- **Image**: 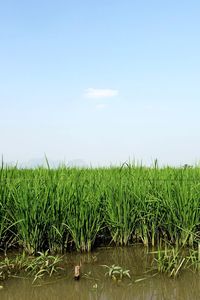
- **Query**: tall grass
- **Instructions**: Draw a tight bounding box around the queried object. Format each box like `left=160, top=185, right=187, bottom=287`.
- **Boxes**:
left=105, top=167, right=138, bottom=245
left=0, top=163, right=199, bottom=253
left=64, top=170, right=103, bottom=251
left=0, top=162, right=17, bottom=251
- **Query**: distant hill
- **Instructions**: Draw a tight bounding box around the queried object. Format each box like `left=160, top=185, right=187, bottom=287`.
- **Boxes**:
left=5, top=158, right=88, bottom=168
left=67, top=159, right=87, bottom=168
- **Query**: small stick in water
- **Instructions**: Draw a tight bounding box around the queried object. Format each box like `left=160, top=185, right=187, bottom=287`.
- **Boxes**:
left=74, top=265, right=81, bottom=280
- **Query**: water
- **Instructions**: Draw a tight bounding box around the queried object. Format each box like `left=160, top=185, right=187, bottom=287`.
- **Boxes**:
left=0, top=246, right=199, bottom=300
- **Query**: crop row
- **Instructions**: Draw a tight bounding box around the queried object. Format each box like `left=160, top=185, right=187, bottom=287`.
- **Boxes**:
left=0, top=164, right=200, bottom=253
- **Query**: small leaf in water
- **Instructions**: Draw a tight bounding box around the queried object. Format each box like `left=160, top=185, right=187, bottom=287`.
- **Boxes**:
left=112, top=275, right=117, bottom=281
left=134, top=277, right=147, bottom=283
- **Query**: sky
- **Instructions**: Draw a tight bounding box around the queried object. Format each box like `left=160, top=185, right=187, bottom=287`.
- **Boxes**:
left=0, top=0, right=200, bottom=167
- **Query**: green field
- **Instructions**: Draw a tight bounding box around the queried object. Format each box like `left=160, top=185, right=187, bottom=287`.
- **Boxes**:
left=0, top=163, right=199, bottom=253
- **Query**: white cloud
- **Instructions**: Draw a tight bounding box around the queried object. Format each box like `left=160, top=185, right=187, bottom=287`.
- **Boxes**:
left=84, top=88, right=119, bottom=99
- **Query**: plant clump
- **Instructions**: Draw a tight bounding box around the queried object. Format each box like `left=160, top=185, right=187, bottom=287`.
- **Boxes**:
left=0, top=162, right=200, bottom=253
left=102, top=264, right=131, bottom=281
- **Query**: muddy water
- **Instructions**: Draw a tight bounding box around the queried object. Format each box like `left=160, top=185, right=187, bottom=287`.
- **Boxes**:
left=0, top=246, right=199, bottom=300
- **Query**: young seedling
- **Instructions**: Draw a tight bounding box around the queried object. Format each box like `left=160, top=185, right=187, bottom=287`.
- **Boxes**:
left=101, top=264, right=131, bottom=281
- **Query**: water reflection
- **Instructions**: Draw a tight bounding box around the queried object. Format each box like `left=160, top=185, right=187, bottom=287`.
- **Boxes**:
left=0, top=246, right=199, bottom=300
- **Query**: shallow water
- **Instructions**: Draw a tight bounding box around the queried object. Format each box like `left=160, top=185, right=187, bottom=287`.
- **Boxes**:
left=0, top=246, right=199, bottom=300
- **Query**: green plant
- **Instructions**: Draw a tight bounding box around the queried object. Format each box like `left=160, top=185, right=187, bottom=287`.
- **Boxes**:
left=105, top=170, right=137, bottom=246
left=152, top=245, right=186, bottom=277
left=102, top=264, right=131, bottom=280
left=185, top=242, right=200, bottom=271
left=0, top=252, right=29, bottom=280
left=64, top=172, right=103, bottom=252
left=0, top=161, right=200, bottom=253
left=26, top=250, right=63, bottom=283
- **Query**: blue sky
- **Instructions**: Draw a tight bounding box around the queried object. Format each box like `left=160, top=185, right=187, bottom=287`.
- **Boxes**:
left=0, top=0, right=200, bottom=166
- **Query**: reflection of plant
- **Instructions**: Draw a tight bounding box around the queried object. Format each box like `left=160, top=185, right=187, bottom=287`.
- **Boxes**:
left=102, top=264, right=131, bottom=280
left=26, top=250, right=63, bottom=283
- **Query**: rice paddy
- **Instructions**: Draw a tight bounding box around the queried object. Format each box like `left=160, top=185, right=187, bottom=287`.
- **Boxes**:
left=0, top=162, right=199, bottom=254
